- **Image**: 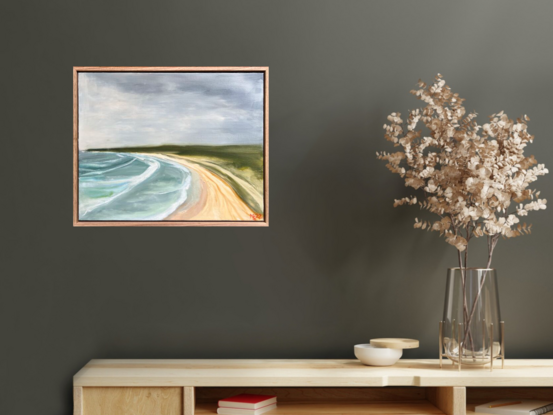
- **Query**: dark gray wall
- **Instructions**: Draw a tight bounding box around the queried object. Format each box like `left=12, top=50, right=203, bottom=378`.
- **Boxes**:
left=2, top=1, right=553, bottom=414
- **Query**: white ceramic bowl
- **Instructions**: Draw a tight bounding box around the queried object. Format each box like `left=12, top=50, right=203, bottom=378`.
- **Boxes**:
left=354, top=344, right=403, bottom=366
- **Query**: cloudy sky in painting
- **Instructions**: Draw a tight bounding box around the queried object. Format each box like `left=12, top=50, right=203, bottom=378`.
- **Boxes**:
left=78, top=72, right=264, bottom=150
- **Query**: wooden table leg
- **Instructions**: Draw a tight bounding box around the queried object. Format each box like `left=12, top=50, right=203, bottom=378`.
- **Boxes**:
left=427, top=386, right=466, bottom=415
left=184, top=387, right=195, bottom=415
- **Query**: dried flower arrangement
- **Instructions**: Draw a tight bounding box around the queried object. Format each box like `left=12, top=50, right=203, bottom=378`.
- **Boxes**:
left=378, top=74, right=548, bottom=270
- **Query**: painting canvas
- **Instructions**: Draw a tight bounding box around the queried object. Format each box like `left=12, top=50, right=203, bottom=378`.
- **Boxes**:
left=73, top=67, right=268, bottom=226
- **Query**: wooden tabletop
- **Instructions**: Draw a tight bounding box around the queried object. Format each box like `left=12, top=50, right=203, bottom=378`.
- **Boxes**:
left=73, top=359, right=553, bottom=387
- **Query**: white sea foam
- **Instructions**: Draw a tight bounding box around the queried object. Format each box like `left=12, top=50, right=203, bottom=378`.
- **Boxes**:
left=78, top=152, right=192, bottom=220
left=79, top=153, right=160, bottom=217
left=137, top=155, right=192, bottom=220
left=80, top=157, right=136, bottom=177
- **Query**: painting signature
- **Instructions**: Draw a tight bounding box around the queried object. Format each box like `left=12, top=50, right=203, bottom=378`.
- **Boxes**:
left=249, top=213, right=263, bottom=221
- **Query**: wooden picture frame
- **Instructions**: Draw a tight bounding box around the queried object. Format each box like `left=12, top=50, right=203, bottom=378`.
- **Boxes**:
left=73, top=67, right=268, bottom=227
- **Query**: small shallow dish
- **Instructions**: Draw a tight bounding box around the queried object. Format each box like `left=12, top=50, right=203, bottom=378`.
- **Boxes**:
left=354, top=344, right=403, bottom=366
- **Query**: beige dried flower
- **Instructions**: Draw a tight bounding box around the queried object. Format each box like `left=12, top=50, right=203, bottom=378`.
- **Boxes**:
left=378, top=74, right=548, bottom=268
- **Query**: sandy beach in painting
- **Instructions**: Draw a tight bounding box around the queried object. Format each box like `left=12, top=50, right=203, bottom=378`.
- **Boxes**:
left=78, top=145, right=264, bottom=222
left=148, top=154, right=259, bottom=221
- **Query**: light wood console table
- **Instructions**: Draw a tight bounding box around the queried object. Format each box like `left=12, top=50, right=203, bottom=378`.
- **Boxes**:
left=73, top=359, right=553, bottom=415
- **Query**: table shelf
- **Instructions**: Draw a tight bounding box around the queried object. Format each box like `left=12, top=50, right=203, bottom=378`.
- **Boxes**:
left=72, top=360, right=553, bottom=415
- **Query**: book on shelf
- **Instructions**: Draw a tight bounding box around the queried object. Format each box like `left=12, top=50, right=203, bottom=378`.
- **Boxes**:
left=217, top=394, right=277, bottom=415
left=216, top=403, right=277, bottom=415
left=218, top=394, right=277, bottom=410
left=475, top=400, right=553, bottom=415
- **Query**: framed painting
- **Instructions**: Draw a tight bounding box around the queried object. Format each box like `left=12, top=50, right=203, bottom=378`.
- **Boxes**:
left=73, top=66, right=268, bottom=227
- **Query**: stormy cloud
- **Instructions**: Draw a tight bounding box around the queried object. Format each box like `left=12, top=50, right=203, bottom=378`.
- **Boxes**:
left=78, top=72, right=264, bottom=150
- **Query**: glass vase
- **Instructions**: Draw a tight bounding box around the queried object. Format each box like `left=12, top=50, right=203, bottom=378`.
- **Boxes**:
left=441, top=268, right=503, bottom=366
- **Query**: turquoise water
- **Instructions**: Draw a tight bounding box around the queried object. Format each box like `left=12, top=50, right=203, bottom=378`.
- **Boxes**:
left=78, top=152, right=191, bottom=221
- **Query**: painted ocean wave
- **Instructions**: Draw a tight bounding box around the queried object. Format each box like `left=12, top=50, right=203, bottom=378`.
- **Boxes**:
left=78, top=152, right=191, bottom=220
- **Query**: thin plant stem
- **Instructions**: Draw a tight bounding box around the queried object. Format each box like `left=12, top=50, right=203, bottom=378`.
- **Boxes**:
left=462, top=234, right=500, bottom=348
